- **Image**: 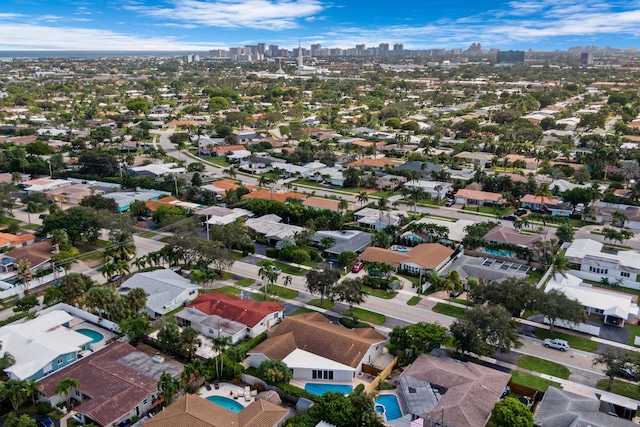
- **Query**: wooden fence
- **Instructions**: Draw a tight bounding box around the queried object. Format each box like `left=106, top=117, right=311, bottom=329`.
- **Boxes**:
left=365, top=356, right=398, bottom=394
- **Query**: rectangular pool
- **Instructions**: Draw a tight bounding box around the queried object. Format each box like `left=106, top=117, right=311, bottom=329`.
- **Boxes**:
left=304, top=383, right=353, bottom=396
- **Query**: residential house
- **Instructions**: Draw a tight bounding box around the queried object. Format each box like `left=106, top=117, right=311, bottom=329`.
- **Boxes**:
left=243, top=189, right=306, bottom=203
left=37, top=342, right=182, bottom=427
left=245, top=214, right=304, bottom=244
left=483, top=226, right=555, bottom=258
left=104, top=190, right=163, bottom=213
left=129, top=162, right=186, bottom=177
left=143, top=394, right=288, bottom=427
left=403, top=180, right=452, bottom=201
left=1, top=310, right=92, bottom=380
left=45, top=183, right=100, bottom=205
left=345, top=157, right=400, bottom=171
left=534, top=386, right=638, bottom=426
left=520, top=194, right=566, bottom=213
left=399, top=353, right=510, bottom=427
left=145, top=196, right=204, bottom=213
left=117, top=269, right=201, bottom=319
left=212, top=145, right=247, bottom=157
left=453, top=151, right=494, bottom=168
left=0, top=232, right=35, bottom=249
left=410, top=217, right=479, bottom=244
left=311, top=230, right=372, bottom=259
left=503, top=154, right=540, bottom=170
left=0, top=241, right=55, bottom=275
left=352, top=207, right=405, bottom=230
left=248, top=312, right=386, bottom=381
left=376, top=174, right=407, bottom=190
left=194, top=206, right=252, bottom=226
left=202, top=179, right=255, bottom=196
left=592, top=202, right=640, bottom=230
left=394, top=161, right=443, bottom=179
left=546, top=273, right=638, bottom=327
left=565, top=239, right=640, bottom=289
left=454, top=189, right=504, bottom=207
left=20, top=178, right=72, bottom=194
left=303, top=197, right=346, bottom=212
left=176, top=292, right=284, bottom=344
left=359, top=243, right=455, bottom=275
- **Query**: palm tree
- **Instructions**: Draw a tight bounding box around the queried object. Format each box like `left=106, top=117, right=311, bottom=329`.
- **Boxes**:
left=401, top=187, right=426, bottom=215
left=356, top=191, right=369, bottom=207
left=113, top=259, right=131, bottom=278
left=282, top=274, right=292, bottom=288
left=50, top=229, right=69, bottom=247
left=104, top=231, right=136, bottom=262
left=55, top=377, right=80, bottom=406
left=181, top=326, right=201, bottom=359
left=443, top=270, right=463, bottom=304
left=158, top=372, right=181, bottom=405
left=133, top=255, right=147, bottom=272
left=550, top=254, right=569, bottom=278
left=0, top=342, right=15, bottom=370
left=211, top=336, right=232, bottom=379
left=258, top=261, right=279, bottom=300
left=338, top=198, right=349, bottom=213
left=16, top=259, right=32, bottom=293
left=126, top=287, right=148, bottom=311
left=25, top=379, right=39, bottom=406
left=100, top=262, right=117, bottom=280
left=434, top=184, right=444, bottom=205
left=4, top=379, right=26, bottom=411
left=223, top=168, right=237, bottom=179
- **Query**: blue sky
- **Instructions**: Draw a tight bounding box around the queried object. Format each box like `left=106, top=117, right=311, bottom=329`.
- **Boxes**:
left=1, top=0, right=639, bottom=51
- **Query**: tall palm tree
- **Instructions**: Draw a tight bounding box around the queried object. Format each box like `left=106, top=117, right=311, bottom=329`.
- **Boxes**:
left=356, top=191, right=369, bottom=207
left=133, top=255, right=147, bottom=272
left=259, top=260, right=279, bottom=300
left=55, top=378, right=80, bottom=406
left=158, top=372, right=181, bottom=405
left=338, top=198, right=349, bottom=213
left=223, top=168, right=237, bottom=179
left=126, top=287, right=148, bottom=311
left=104, top=231, right=136, bottom=262
left=25, top=379, right=38, bottom=406
left=282, top=274, right=292, bottom=288
left=443, top=270, right=463, bottom=304
left=16, top=259, right=32, bottom=293
left=4, top=379, right=26, bottom=411
left=100, top=262, right=117, bottom=280
left=113, top=259, right=131, bottom=277
left=211, top=336, right=231, bottom=379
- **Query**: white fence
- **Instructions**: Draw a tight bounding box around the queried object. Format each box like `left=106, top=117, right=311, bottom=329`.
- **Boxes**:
left=40, top=302, right=121, bottom=333
left=543, top=317, right=601, bottom=336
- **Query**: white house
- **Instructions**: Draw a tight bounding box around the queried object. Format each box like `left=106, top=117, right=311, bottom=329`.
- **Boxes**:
left=245, top=214, right=304, bottom=243
left=403, top=180, right=452, bottom=201
left=0, top=310, right=92, bottom=380
left=565, top=239, right=640, bottom=289
left=248, top=312, right=386, bottom=382
left=117, top=269, right=201, bottom=319
left=352, top=207, right=406, bottom=230
left=546, top=273, right=639, bottom=327
left=175, top=292, right=284, bottom=344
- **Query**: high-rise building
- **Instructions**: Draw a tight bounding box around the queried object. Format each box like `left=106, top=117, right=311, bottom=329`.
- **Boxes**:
left=580, top=52, right=594, bottom=65
left=355, top=44, right=366, bottom=56
left=496, top=50, right=525, bottom=64
left=268, top=44, right=279, bottom=57
left=379, top=43, right=389, bottom=57
left=209, top=49, right=227, bottom=58
left=257, top=43, right=266, bottom=56
left=311, top=44, right=322, bottom=56
left=393, top=43, right=404, bottom=56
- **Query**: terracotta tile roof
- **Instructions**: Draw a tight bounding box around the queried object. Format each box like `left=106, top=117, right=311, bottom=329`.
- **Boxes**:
left=351, top=140, right=388, bottom=148
left=143, top=394, right=288, bottom=427
left=212, top=145, right=246, bottom=154
left=483, top=226, right=553, bottom=247
left=0, top=232, right=35, bottom=247
left=243, top=189, right=306, bottom=203
left=346, top=157, right=400, bottom=168
left=520, top=194, right=559, bottom=206
left=359, top=244, right=454, bottom=270
left=249, top=312, right=386, bottom=368
left=302, top=196, right=341, bottom=211
left=187, top=293, right=284, bottom=328
left=145, top=196, right=179, bottom=212
left=39, top=342, right=182, bottom=427
left=4, top=241, right=54, bottom=267
left=455, top=189, right=504, bottom=202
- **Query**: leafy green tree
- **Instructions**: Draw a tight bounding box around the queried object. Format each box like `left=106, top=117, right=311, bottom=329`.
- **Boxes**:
left=13, top=294, right=38, bottom=313
left=157, top=372, right=181, bottom=405
left=491, top=397, right=534, bottom=427
left=556, top=223, right=575, bottom=242
left=257, top=360, right=293, bottom=385
left=157, top=320, right=181, bottom=356
left=129, top=200, right=148, bottom=218
left=181, top=326, right=201, bottom=359
left=43, top=206, right=100, bottom=245
left=54, top=377, right=80, bottom=406
left=337, top=251, right=358, bottom=269
left=43, top=286, right=64, bottom=306
left=538, top=289, right=586, bottom=333
left=59, top=273, right=94, bottom=304
left=593, top=347, right=637, bottom=390
left=333, top=278, right=367, bottom=318
left=3, top=413, right=37, bottom=427
left=79, top=194, right=119, bottom=213
left=125, top=97, right=149, bottom=113
left=152, top=204, right=187, bottom=224
left=4, top=379, right=26, bottom=411
left=120, top=314, right=150, bottom=345
left=471, top=277, right=541, bottom=317
left=450, top=305, right=522, bottom=356
left=389, top=322, right=448, bottom=363
left=306, top=267, right=341, bottom=306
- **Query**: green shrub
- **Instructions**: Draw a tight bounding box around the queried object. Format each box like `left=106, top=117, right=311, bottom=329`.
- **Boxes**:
left=278, top=383, right=319, bottom=402
left=37, top=402, right=53, bottom=414
left=266, top=248, right=279, bottom=258
left=307, top=249, right=322, bottom=262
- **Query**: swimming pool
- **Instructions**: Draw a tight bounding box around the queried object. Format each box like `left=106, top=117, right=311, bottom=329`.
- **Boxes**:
left=483, top=248, right=514, bottom=258
left=206, top=396, right=244, bottom=413
left=304, top=383, right=353, bottom=396
left=76, top=328, right=104, bottom=344
left=375, top=394, right=403, bottom=421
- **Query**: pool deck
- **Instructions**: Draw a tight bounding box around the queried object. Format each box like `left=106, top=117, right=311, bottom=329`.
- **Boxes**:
left=199, top=383, right=256, bottom=407
left=69, top=318, right=118, bottom=351
left=290, top=378, right=370, bottom=391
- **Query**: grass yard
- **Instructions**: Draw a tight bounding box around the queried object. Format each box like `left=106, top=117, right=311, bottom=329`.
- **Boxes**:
left=343, top=307, right=386, bottom=325
left=625, top=323, right=640, bottom=346
left=397, top=273, right=420, bottom=287
left=424, top=213, right=458, bottom=222
left=534, top=329, right=598, bottom=352
left=407, top=296, right=422, bottom=306
left=256, top=259, right=307, bottom=276
left=308, top=299, right=334, bottom=310
left=289, top=307, right=319, bottom=316
left=235, top=278, right=255, bottom=287
left=432, top=302, right=467, bottom=318
left=596, top=379, right=640, bottom=400
left=527, top=270, right=544, bottom=285
left=231, top=251, right=246, bottom=260
left=447, top=297, right=473, bottom=307
left=510, top=371, right=561, bottom=392
left=139, top=231, right=157, bottom=238
left=515, top=356, right=570, bottom=379
left=159, top=236, right=172, bottom=243
left=363, top=285, right=397, bottom=300
left=200, top=285, right=241, bottom=297
left=208, top=157, right=231, bottom=167
left=462, top=205, right=511, bottom=216
left=292, top=178, right=326, bottom=189
left=256, top=284, right=299, bottom=299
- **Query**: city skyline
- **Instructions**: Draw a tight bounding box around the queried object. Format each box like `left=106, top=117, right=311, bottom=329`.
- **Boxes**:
left=0, top=0, right=639, bottom=52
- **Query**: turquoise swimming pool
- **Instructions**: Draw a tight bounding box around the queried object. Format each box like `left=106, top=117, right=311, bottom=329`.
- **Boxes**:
left=483, top=248, right=514, bottom=258
left=304, top=383, right=353, bottom=396
left=375, top=394, right=402, bottom=421
left=76, top=328, right=104, bottom=344
left=206, top=396, right=244, bottom=413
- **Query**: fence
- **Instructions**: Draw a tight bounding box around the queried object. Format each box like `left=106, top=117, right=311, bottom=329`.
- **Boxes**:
left=40, top=302, right=121, bottom=333
left=543, top=317, right=601, bottom=336
left=361, top=363, right=383, bottom=377
left=364, top=356, right=398, bottom=394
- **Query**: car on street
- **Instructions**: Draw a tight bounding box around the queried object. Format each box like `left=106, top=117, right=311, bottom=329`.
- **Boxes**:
left=445, top=199, right=455, bottom=207
left=544, top=338, right=570, bottom=351
left=502, top=214, right=518, bottom=221
left=108, top=274, right=122, bottom=283
left=352, top=261, right=364, bottom=273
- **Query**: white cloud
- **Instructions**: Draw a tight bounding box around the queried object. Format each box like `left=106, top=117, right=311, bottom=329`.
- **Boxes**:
left=0, top=13, right=23, bottom=20
left=124, top=0, right=324, bottom=30
left=0, top=24, right=217, bottom=51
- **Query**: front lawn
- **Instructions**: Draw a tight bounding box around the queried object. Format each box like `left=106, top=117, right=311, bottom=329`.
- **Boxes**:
left=534, top=329, right=598, bottom=352
left=343, top=307, right=386, bottom=325
left=235, top=278, right=255, bottom=287
left=432, top=302, right=467, bottom=318
left=527, top=270, right=544, bottom=285
left=200, top=285, right=241, bottom=297
left=510, top=370, right=561, bottom=392
left=625, top=323, right=640, bottom=346
left=363, top=285, right=397, bottom=300
left=139, top=231, right=157, bottom=238
left=515, top=356, right=570, bottom=379
left=596, top=379, right=640, bottom=400
left=308, top=299, right=334, bottom=310
left=256, top=284, right=299, bottom=299
left=256, top=260, right=307, bottom=276
left=462, top=205, right=510, bottom=216
left=407, top=296, right=421, bottom=306
left=289, top=307, right=319, bottom=316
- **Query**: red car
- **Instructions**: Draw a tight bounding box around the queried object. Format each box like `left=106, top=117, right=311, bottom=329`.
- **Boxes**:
left=352, top=262, right=364, bottom=273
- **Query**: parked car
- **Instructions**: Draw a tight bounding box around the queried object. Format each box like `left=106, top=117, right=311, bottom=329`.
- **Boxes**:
left=38, top=418, right=54, bottom=427
left=39, top=213, right=49, bottom=220
left=108, top=274, right=122, bottom=283
left=543, top=338, right=570, bottom=351
left=352, top=261, right=364, bottom=273
left=502, top=214, right=518, bottom=221
left=515, top=208, right=527, bottom=216
left=445, top=199, right=455, bottom=207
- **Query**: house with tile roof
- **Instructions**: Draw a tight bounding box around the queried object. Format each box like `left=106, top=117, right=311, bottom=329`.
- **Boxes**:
left=359, top=243, right=455, bottom=275
left=1, top=310, right=92, bottom=380
left=454, top=189, right=505, bottom=207
left=302, top=196, right=349, bottom=212
left=248, top=312, right=386, bottom=382
left=399, top=353, right=510, bottom=427
left=345, top=157, right=400, bottom=171
left=0, top=232, right=35, bottom=249
left=0, top=241, right=55, bottom=275
left=143, top=393, right=288, bottom=427
left=37, top=342, right=182, bottom=427
left=117, top=269, right=201, bottom=319
left=176, top=293, right=284, bottom=344
left=243, top=189, right=306, bottom=203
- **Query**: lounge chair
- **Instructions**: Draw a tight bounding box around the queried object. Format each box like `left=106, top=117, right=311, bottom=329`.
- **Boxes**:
left=205, top=382, right=212, bottom=391
left=214, top=380, right=220, bottom=390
